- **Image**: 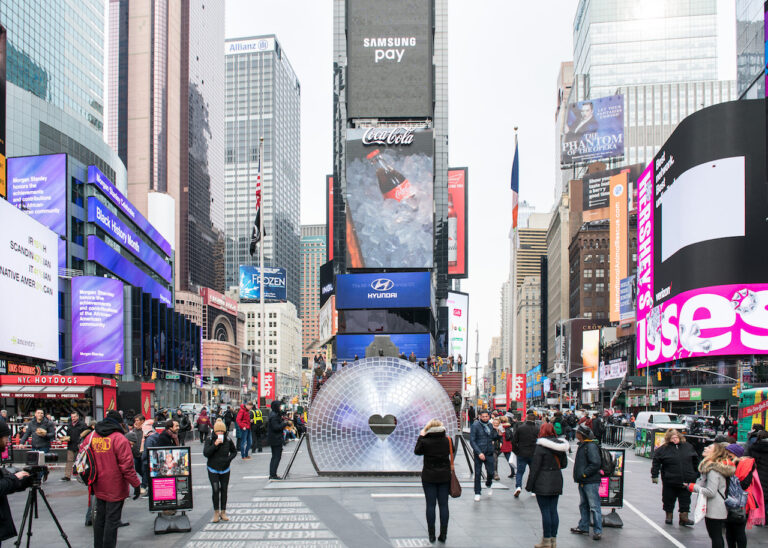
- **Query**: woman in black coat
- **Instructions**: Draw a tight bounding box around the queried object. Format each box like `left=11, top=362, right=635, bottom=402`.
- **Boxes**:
left=650, top=429, right=699, bottom=526
left=204, top=419, right=237, bottom=523
left=414, top=419, right=451, bottom=544
left=526, top=422, right=569, bottom=548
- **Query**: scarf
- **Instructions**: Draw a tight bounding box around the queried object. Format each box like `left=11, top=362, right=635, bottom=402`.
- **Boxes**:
left=736, top=458, right=765, bottom=528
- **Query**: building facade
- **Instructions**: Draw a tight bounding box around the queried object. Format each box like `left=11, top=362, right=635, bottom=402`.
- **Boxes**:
left=300, top=225, right=326, bottom=362
left=515, top=276, right=542, bottom=376
left=224, top=35, right=301, bottom=309
left=735, top=0, right=765, bottom=99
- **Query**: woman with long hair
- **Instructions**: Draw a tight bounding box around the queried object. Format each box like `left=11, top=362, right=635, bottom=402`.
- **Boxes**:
left=650, top=429, right=699, bottom=526
left=687, top=443, right=736, bottom=548
left=526, top=422, right=569, bottom=548
left=414, top=418, right=451, bottom=543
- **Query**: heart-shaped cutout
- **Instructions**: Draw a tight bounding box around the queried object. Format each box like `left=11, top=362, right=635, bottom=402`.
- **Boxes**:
left=368, top=414, right=397, bottom=441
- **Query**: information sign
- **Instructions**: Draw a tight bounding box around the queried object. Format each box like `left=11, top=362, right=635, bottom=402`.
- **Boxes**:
left=599, top=448, right=625, bottom=508
left=147, top=446, right=193, bottom=512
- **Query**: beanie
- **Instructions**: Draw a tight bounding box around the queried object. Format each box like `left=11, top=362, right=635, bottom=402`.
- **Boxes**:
left=213, top=419, right=227, bottom=433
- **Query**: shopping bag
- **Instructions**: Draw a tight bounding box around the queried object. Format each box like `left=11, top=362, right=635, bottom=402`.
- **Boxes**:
left=692, top=491, right=707, bottom=524
left=509, top=452, right=517, bottom=469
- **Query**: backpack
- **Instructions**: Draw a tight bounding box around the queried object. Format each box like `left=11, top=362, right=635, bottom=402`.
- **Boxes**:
left=599, top=447, right=615, bottom=476
left=74, top=431, right=98, bottom=492
left=722, top=475, right=749, bottom=511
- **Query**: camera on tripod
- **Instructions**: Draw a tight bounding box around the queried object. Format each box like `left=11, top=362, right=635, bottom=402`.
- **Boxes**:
left=23, top=450, right=58, bottom=480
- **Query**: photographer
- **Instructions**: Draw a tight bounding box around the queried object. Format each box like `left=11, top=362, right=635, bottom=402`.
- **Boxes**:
left=19, top=409, right=55, bottom=453
left=0, top=421, right=32, bottom=545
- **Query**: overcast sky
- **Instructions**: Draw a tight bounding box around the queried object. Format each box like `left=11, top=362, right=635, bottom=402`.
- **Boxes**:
left=225, top=0, right=736, bottom=378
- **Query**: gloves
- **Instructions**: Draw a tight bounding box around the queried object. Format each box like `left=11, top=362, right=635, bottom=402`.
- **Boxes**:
left=652, top=477, right=658, bottom=484
left=132, top=485, right=141, bottom=500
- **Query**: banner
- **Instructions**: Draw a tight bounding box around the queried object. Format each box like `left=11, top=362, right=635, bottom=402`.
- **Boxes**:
left=599, top=358, right=627, bottom=384
left=71, top=277, right=125, bottom=374
left=582, top=330, right=600, bottom=390
left=258, top=372, right=276, bottom=401
left=561, top=95, right=624, bottom=165
left=147, top=446, right=193, bottom=512
left=239, top=266, right=287, bottom=301
left=336, top=272, right=431, bottom=310
left=447, top=167, right=468, bottom=277
left=7, top=153, right=67, bottom=236
left=619, top=275, right=636, bottom=322
left=609, top=171, right=628, bottom=322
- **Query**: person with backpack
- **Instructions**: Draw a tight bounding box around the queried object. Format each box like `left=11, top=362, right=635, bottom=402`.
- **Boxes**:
left=512, top=410, right=539, bottom=497
left=748, top=430, right=768, bottom=518
left=685, top=443, right=737, bottom=548
left=724, top=443, right=762, bottom=544
left=570, top=424, right=603, bottom=540
left=250, top=405, right=265, bottom=454
left=526, top=422, right=569, bottom=548
left=650, top=429, right=699, bottom=526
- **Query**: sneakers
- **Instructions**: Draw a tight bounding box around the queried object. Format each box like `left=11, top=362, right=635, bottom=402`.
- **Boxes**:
left=474, top=494, right=481, bottom=502
left=592, top=533, right=602, bottom=541
left=514, top=487, right=521, bottom=498
left=60, top=476, right=71, bottom=481
left=570, top=528, right=588, bottom=535
left=487, top=488, right=493, bottom=497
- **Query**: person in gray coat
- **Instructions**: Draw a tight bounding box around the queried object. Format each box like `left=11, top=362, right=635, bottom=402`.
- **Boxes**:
left=686, top=443, right=736, bottom=548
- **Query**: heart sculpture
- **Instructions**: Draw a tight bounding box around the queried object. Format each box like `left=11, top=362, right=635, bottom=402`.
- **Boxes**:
left=368, top=414, right=397, bottom=441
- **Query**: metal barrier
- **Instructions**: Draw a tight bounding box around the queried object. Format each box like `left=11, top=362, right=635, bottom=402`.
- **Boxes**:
left=604, top=425, right=633, bottom=448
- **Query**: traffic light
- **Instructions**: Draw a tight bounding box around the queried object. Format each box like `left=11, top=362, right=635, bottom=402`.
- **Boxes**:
left=151, top=370, right=157, bottom=380
left=227, top=366, right=231, bottom=376
left=114, top=363, right=121, bottom=375
left=501, top=371, right=506, bottom=380
left=732, top=386, right=738, bottom=397
left=657, top=370, right=662, bottom=382
left=467, top=375, right=472, bottom=385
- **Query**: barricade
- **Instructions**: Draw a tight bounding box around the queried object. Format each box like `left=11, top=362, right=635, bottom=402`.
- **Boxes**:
left=604, top=425, right=632, bottom=448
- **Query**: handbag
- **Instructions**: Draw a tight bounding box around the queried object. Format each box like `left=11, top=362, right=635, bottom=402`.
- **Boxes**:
left=448, top=437, right=462, bottom=498
left=509, top=452, right=517, bottom=468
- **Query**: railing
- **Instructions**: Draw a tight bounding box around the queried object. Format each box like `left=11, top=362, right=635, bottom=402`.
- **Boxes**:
left=603, top=425, right=633, bottom=449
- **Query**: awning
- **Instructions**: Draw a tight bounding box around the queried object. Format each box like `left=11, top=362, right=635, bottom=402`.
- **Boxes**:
left=0, top=385, right=87, bottom=399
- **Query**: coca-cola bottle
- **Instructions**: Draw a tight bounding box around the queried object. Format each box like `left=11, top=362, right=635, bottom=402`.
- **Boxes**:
left=448, top=194, right=458, bottom=266
left=366, top=149, right=416, bottom=207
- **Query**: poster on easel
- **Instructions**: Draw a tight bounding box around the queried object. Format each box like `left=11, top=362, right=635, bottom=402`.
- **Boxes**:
left=147, top=446, right=193, bottom=512
left=599, top=448, right=625, bottom=508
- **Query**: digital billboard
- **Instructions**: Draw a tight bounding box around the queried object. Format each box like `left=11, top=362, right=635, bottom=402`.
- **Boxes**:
left=561, top=95, right=624, bottom=165
left=637, top=100, right=768, bottom=368
left=0, top=25, right=6, bottom=199
left=600, top=358, right=627, bottom=384
left=318, top=296, right=338, bottom=343
left=0, top=197, right=58, bottom=361
left=239, top=266, right=287, bottom=301
left=335, top=333, right=432, bottom=363
left=336, top=272, right=431, bottom=310
left=609, top=171, right=628, bottom=322
left=448, top=167, right=468, bottom=278
left=147, top=446, right=192, bottom=512
left=346, top=0, right=432, bottom=119
left=319, top=260, right=334, bottom=308
left=582, top=164, right=643, bottom=221
left=71, top=277, right=124, bottom=374
left=346, top=127, right=433, bottom=268
left=619, top=275, right=636, bottom=322
left=582, top=330, right=600, bottom=390
left=7, top=153, right=67, bottom=236
left=447, top=291, right=468, bottom=361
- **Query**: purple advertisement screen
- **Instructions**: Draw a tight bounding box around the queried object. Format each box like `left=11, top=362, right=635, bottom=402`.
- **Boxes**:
left=8, top=154, right=67, bottom=236
left=71, top=276, right=124, bottom=374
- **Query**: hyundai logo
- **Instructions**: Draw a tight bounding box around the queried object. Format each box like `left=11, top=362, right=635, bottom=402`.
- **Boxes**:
left=370, top=278, right=394, bottom=292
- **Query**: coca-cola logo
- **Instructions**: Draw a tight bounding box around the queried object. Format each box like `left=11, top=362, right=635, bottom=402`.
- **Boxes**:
left=362, top=127, right=415, bottom=146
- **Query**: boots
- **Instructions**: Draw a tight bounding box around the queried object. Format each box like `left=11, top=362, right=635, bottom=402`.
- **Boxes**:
left=664, top=512, right=673, bottom=524
left=220, top=510, right=230, bottom=521
left=428, top=525, right=436, bottom=543
left=534, top=538, right=552, bottom=548
left=437, top=524, right=448, bottom=543
left=551, top=538, right=557, bottom=548
left=212, top=510, right=220, bottom=523
left=679, top=512, right=694, bottom=527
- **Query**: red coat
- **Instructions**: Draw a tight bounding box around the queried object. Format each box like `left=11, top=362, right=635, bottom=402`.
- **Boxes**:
left=236, top=405, right=251, bottom=430
left=501, top=425, right=514, bottom=453
left=83, top=423, right=141, bottom=502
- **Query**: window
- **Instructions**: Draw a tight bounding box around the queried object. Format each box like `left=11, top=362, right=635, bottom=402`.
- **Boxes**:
left=584, top=269, right=593, bottom=278
left=584, top=254, right=593, bottom=263
left=583, top=283, right=593, bottom=293
left=596, top=269, right=605, bottom=278
left=596, top=283, right=605, bottom=292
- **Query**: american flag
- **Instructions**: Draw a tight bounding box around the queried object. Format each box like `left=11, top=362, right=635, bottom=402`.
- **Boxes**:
left=510, top=139, right=519, bottom=229
left=249, top=162, right=263, bottom=257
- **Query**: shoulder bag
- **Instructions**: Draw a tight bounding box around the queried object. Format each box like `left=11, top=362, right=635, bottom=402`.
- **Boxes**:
left=448, top=437, right=462, bottom=498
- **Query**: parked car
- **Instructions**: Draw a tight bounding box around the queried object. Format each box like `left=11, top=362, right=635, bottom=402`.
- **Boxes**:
left=634, top=411, right=685, bottom=432
left=179, top=402, right=206, bottom=415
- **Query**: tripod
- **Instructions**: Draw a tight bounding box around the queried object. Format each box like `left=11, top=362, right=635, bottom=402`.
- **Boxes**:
left=14, top=479, right=71, bottom=548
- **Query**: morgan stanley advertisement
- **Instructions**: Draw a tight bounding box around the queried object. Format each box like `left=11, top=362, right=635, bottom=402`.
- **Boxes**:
left=71, top=276, right=125, bottom=374
left=561, top=95, right=624, bottom=165
left=637, top=99, right=768, bottom=368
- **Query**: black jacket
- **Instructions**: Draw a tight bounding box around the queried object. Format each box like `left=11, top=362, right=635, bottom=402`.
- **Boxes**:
left=414, top=428, right=451, bottom=484
left=573, top=439, right=601, bottom=484
left=203, top=434, right=237, bottom=471
left=176, top=413, right=191, bottom=433
left=468, top=407, right=476, bottom=422
left=267, top=401, right=287, bottom=447
left=748, top=438, right=768, bottom=504
left=591, top=417, right=604, bottom=439
left=512, top=420, right=538, bottom=458
left=65, top=420, right=88, bottom=452
left=651, top=441, right=699, bottom=484
left=156, top=430, right=176, bottom=447
left=0, top=466, right=32, bottom=541
left=526, top=437, right=569, bottom=496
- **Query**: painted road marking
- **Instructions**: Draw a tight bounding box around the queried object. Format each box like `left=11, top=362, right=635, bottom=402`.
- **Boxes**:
left=370, top=493, right=425, bottom=498
left=624, top=500, right=687, bottom=548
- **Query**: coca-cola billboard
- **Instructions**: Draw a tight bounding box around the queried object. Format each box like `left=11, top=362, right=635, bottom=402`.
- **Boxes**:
left=346, top=0, right=433, bottom=119
left=345, top=127, right=433, bottom=269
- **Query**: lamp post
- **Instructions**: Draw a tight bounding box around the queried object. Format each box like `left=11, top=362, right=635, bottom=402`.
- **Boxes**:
left=474, top=325, right=480, bottom=406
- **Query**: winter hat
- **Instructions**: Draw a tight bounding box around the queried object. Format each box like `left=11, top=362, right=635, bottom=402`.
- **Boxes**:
left=213, top=419, right=227, bottom=433
left=575, top=424, right=594, bottom=439
left=725, top=443, right=745, bottom=458
left=106, top=410, right=124, bottom=425
left=0, top=421, right=10, bottom=438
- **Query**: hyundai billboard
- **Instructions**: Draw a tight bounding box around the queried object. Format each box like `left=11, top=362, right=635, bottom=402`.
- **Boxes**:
left=239, top=266, right=287, bottom=301
left=71, top=277, right=125, bottom=374
left=637, top=100, right=768, bottom=368
left=7, top=153, right=67, bottom=236
left=336, top=333, right=432, bottom=362
left=447, top=291, right=468, bottom=361
left=336, top=272, right=431, bottom=310
left=346, top=127, right=433, bottom=269
left=561, top=95, right=624, bottom=166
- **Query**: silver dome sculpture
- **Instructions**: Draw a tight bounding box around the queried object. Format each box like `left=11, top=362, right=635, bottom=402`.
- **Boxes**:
left=308, top=357, right=458, bottom=474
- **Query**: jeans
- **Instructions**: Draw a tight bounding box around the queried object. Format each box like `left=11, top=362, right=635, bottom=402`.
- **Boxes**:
left=577, top=483, right=602, bottom=535
left=473, top=453, right=494, bottom=495
left=199, top=429, right=209, bottom=444
left=251, top=425, right=263, bottom=452
left=536, top=494, right=560, bottom=538
left=239, top=428, right=251, bottom=458
left=725, top=518, right=747, bottom=548
left=133, top=456, right=146, bottom=488
left=208, top=470, right=230, bottom=511
left=93, top=498, right=125, bottom=548
left=178, top=431, right=187, bottom=445
left=516, top=456, right=532, bottom=489
left=270, top=444, right=283, bottom=478
left=661, top=482, right=691, bottom=513
left=705, top=517, right=725, bottom=548
left=422, top=480, right=450, bottom=530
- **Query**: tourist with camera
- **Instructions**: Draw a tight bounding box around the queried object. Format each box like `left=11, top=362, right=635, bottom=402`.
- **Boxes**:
left=0, top=421, right=32, bottom=545
left=19, top=409, right=55, bottom=453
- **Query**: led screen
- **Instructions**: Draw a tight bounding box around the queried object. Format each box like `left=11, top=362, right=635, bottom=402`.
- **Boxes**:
left=447, top=291, right=468, bottom=361
left=447, top=168, right=468, bottom=278
left=7, top=153, right=67, bottom=236
left=239, top=266, right=287, bottom=301
left=335, top=333, right=432, bottom=363
left=71, top=276, right=124, bottom=374
left=336, top=271, right=431, bottom=310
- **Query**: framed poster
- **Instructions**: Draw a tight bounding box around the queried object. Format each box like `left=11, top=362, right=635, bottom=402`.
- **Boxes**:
left=147, top=446, right=193, bottom=512
left=599, top=448, right=625, bottom=508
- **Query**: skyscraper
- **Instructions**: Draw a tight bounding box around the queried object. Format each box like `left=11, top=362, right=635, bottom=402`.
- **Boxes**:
left=107, top=0, right=226, bottom=292
left=735, top=0, right=765, bottom=99
left=224, top=35, right=301, bottom=309
left=300, top=225, right=327, bottom=362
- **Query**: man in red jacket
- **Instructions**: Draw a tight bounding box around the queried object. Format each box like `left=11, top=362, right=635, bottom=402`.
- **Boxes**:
left=85, top=410, right=141, bottom=548
left=236, top=402, right=254, bottom=460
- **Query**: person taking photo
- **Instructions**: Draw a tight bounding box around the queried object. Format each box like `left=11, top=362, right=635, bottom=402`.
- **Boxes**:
left=0, top=421, right=32, bottom=545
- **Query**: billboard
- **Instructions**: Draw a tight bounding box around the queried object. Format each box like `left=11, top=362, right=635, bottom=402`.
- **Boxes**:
left=561, top=95, right=624, bottom=165
left=447, top=291, right=468, bottom=361
left=335, top=333, right=432, bottom=362
left=345, top=127, right=433, bottom=269
left=600, top=358, right=627, bottom=384
left=346, top=0, right=432, bottom=119
left=71, top=277, right=124, bottom=374
left=448, top=167, right=468, bottom=277
left=200, top=287, right=238, bottom=315
left=582, top=330, right=600, bottom=390
left=319, top=260, right=334, bottom=308
left=318, top=295, right=338, bottom=343
left=0, top=197, right=58, bottom=361
left=582, top=164, right=643, bottom=221
left=637, top=100, right=768, bottom=368
left=327, top=175, right=334, bottom=261
left=7, top=153, right=67, bottom=236
left=336, top=271, right=431, bottom=310
left=239, top=266, right=287, bottom=301
left=619, top=275, right=636, bottom=322
left=0, top=25, right=6, bottom=198
left=257, top=371, right=276, bottom=401
left=609, top=171, right=628, bottom=322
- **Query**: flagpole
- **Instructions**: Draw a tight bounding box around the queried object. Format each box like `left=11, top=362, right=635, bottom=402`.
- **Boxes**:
left=510, top=127, right=519, bottom=395
left=259, top=137, right=265, bottom=407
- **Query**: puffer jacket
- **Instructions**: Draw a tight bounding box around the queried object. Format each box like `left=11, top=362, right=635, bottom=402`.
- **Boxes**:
left=526, top=437, right=569, bottom=496
left=690, top=459, right=736, bottom=520
left=651, top=441, right=699, bottom=484
left=414, top=426, right=451, bottom=484
left=512, top=419, right=538, bottom=458
left=267, top=401, right=287, bottom=446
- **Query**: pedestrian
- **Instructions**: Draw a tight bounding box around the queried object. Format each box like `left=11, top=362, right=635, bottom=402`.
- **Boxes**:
left=512, top=410, right=539, bottom=497
left=491, top=417, right=503, bottom=480
left=552, top=411, right=565, bottom=438
left=86, top=410, right=141, bottom=548
left=414, top=418, right=451, bottom=543
left=725, top=443, right=762, bottom=542
left=236, top=401, right=253, bottom=459
left=500, top=416, right=516, bottom=479
left=591, top=412, right=604, bottom=444
left=124, top=414, right=145, bottom=493
left=61, top=412, right=88, bottom=481
left=175, top=409, right=191, bottom=445
left=250, top=404, right=265, bottom=453
left=526, top=422, right=569, bottom=548
left=0, top=420, right=32, bottom=545
left=467, top=404, right=476, bottom=425
left=196, top=408, right=211, bottom=444
left=223, top=406, right=234, bottom=431
left=456, top=354, right=463, bottom=372
left=157, top=420, right=179, bottom=446
left=268, top=400, right=288, bottom=479
left=748, top=430, right=768, bottom=515
left=570, top=424, right=603, bottom=540
left=19, top=409, right=55, bottom=453
left=745, top=424, right=764, bottom=454
left=0, top=410, right=7, bottom=424
left=565, top=411, right=578, bottom=442
left=685, top=443, right=736, bottom=548
left=650, top=428, right=699, bottom=526
left=205, top=419, right=237, bottom=523
left=154, top=408, right=167, bottom=423
left=469, top=409, right=499, bottom=501
left=451, top=391, right=462, bottom=419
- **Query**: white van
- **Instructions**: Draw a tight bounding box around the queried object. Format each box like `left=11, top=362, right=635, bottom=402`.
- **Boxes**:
left=635, top=411, right=685, bottom=431
left=179, top=402, right=205, bottom=415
